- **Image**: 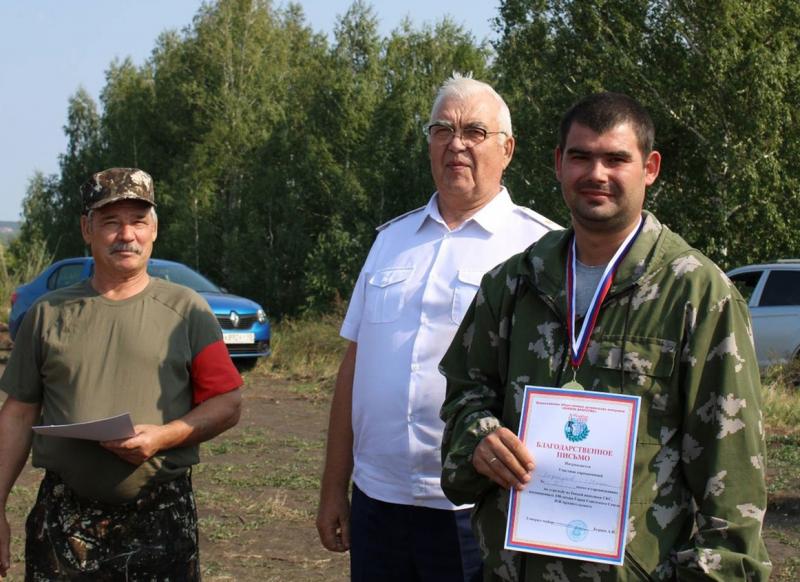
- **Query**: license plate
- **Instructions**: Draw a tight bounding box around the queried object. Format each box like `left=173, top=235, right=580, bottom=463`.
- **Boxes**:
left=224, top=333, right=255, bottom=345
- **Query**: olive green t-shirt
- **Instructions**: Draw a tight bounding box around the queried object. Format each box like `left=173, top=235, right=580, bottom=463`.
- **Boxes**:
left=0, top=277, right=237, bottom=503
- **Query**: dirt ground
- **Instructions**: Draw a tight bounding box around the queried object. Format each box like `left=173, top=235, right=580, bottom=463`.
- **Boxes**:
left=0, top=327, right=798, bottom=580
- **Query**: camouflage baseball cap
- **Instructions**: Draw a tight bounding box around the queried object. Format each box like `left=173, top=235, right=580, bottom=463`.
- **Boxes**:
left=80, top=168, right=156, bottom=214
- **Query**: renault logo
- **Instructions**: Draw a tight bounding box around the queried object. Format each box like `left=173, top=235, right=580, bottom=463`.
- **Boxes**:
left=229, top=311, right=240, bottom=328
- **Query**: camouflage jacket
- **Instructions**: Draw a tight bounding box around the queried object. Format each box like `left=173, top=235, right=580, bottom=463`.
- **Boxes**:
left=439, top=212, right=771, bottom=581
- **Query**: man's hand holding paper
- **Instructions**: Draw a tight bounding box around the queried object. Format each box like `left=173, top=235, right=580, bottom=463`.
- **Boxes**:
left=472, top=427, right=535, bottom=491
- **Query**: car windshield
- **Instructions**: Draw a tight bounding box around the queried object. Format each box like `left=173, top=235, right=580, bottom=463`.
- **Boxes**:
left=147, top=262, right=221, bottom=293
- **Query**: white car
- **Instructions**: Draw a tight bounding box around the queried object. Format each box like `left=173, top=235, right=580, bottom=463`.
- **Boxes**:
left=727, top=260, right=800, bottom=368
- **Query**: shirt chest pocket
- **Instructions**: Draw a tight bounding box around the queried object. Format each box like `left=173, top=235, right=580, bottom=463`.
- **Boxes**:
left=451, top=269, right=484, bottom=324
left=593, top=336, right=679, bottom=445
left=366, top=267, right=413, bottom=323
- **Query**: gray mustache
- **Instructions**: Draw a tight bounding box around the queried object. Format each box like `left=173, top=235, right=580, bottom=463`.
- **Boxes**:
left=110, top=243, right=142, bottom=255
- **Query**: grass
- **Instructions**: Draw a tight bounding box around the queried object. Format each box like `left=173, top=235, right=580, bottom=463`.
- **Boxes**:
left=202, top=426, right=273, bottom=455
left=195, top=462, right=320, bottom=491
left=276, top=435, right=324, bottom=451
left=5, top=482, right=39, bottom=515
left=196, top=488, right=314, bottom=539
left=262, top=311, right=347, bottom=385
left=1, top=482, right=40, bottom=581
left=765, top=523, right=800, bottom=582
left=763, top=355, right=800, bottom=386
left=773, top=558, right=800, bottom=582
left=765, top=432, right=800, bottom=494
left=762, top=382, right=800, bottom=433
left=762, top=359, right=800, bottom=432
left=192, top=415, right=324, bottom=578
left=0, top=240, right=51, bottom=325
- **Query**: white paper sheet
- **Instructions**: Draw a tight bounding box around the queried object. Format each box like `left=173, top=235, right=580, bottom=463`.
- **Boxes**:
left=32, top=412, right=135, bottom=441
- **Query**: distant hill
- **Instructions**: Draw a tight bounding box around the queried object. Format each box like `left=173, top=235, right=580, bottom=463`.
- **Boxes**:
left=0, top=221, right=20, bottom=245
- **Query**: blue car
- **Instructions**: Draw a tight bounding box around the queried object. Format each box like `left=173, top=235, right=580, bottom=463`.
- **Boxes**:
left=9, top=257, right=271, bottom=360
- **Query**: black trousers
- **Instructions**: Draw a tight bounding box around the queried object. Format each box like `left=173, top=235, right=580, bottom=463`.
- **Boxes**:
left=350, top=483, right=483, bottom=582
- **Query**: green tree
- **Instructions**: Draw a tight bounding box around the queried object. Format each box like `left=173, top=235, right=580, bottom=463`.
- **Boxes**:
left=644, top=0, right=800, bottom=265
left=51, top=88, right=104, bottom=258
left=9, top=172, right=60, bottom=271
left=236, top=3, right=332, bottom=315
left=101, top=58, right=158, bottom=171
left=151, top=0, right=287, bottom=277
left=300, top=0, right=383, bottom=310
left=16, top=0, right=495, bottom=317
left=494, top=0, right=800, bottom=267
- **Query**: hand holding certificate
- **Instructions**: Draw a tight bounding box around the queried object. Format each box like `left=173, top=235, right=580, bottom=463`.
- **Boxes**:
left=504, top=386, right=640, bottom=566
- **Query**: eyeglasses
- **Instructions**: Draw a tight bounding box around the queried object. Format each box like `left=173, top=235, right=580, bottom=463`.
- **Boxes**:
left=423, top=122, right=508, bottom=147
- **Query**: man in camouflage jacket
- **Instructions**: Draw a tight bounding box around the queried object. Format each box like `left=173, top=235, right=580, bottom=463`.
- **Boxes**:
left=439, top=93, right=770, bottom=581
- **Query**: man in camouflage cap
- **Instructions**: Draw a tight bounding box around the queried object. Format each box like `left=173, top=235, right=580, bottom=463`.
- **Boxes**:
left=0, top=167, right=244, bottom=580
left=439, top=93, right=771, bottom=580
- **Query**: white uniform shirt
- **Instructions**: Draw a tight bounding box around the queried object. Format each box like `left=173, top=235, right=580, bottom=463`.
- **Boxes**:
left=341, top=188, right=559, bottom=509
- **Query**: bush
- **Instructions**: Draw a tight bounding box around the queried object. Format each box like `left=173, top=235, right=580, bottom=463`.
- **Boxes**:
left=264, top=310, right=347, bottom=383
left=762, top=359, right=800, bottom=433
left=0, top=239, right=51, bottom=324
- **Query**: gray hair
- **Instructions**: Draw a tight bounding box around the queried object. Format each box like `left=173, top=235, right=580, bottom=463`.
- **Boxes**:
left=429, top=72, right=513, bottom=138
left=87, top=206, right=158, bottom=230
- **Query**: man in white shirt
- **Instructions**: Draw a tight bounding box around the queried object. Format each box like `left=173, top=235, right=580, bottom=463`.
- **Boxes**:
left=316, top=74, right=559, bottom=581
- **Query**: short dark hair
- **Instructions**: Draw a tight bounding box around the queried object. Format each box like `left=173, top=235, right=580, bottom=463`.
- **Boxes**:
left=559, top=92, right=655, bottom=157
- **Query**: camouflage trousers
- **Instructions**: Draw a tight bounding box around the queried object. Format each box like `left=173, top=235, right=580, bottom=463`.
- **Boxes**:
left=24, top=470, right=200, bottom=581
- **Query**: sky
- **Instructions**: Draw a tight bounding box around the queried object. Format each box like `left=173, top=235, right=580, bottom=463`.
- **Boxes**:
left=0, top=0, right=501, bottom=222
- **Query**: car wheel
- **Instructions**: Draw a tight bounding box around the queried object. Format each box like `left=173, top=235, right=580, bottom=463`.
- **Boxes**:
left=790, top=355, right=800, bottom=388
left=234, top=358, right=260, bottom=373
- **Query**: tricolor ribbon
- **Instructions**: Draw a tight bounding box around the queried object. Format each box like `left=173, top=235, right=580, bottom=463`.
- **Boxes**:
left=566, top=217, right=644, bottom=370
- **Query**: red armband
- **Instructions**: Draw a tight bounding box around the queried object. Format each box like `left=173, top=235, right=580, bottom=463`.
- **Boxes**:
left=191, top=340, right=243, bottom=405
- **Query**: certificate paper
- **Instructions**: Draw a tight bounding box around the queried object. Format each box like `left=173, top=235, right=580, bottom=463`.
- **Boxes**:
left=32, top=413, right=135, bottom=441
left=504, top=386, right=640, bottom=565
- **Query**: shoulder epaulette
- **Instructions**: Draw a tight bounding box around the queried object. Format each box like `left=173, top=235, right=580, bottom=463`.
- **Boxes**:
left=376, top=205, right=427, bottom=231
left=516, top=206, right=563, bottom=231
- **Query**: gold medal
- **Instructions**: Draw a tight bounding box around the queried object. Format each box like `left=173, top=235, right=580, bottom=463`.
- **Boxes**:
left=561, top=379, right=584, bottom=391
left=562, top=368, right=584, bottom=391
